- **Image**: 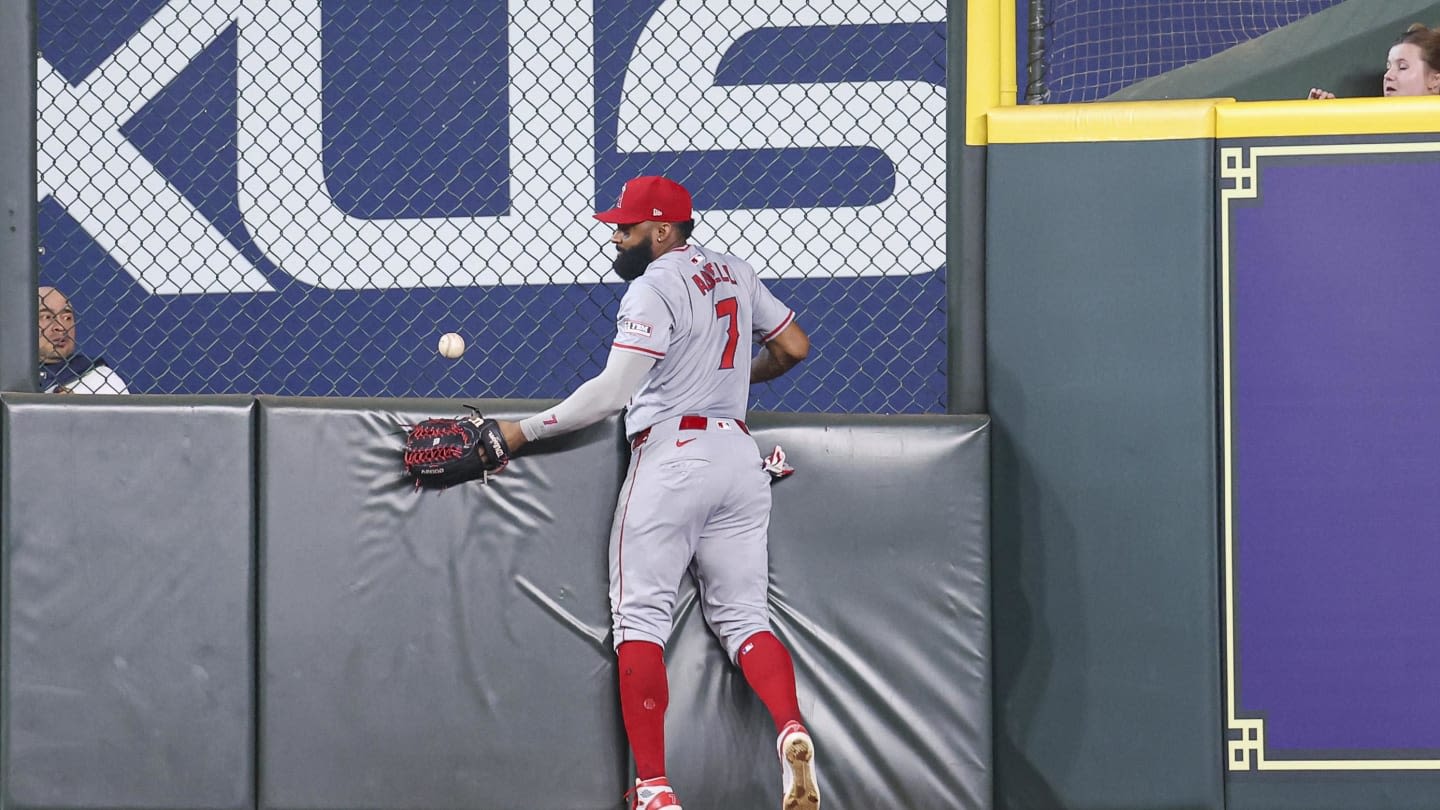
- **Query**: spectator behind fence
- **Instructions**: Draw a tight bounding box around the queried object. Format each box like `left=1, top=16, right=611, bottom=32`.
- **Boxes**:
left=37, top=286, right=129, bottom=395
left=1309, top=23, right=1440, bottom=99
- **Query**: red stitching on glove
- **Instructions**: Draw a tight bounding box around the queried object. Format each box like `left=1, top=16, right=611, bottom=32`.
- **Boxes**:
left=403, top=445, right=465, bottom=466
left=409, top=422, right=467, bottom=441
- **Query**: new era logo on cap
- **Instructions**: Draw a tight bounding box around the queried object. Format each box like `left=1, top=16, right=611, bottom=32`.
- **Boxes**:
left=595, top=176, right=693, bottom=225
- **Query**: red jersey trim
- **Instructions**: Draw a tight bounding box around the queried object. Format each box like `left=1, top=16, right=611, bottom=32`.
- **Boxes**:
left=613, top=341, right=666, bottom=359
left=759, top=310, right=796, bottom=343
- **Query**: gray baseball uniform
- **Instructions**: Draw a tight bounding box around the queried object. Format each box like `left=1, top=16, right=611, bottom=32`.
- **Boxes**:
left=608, top=242, right=795, bottom=660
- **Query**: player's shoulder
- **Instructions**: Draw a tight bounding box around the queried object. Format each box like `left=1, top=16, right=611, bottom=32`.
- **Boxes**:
left=694, top=244, right=761, bottom=286
left=689, top=241, right=750, bottom=268
left=662, top=243, right=753, bottom=287
left=622, top=267, right=682, bottom=316
left=648, top=243, right=702, bottom=273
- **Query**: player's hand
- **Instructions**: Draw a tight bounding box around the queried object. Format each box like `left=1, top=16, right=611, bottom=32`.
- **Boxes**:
left=1307, top=88, right=1336, bottom=100
left=499, top=420, right=528, bottom=453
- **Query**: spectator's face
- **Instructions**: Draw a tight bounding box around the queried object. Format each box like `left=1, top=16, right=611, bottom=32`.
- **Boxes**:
left=1383, top=44, right=1440, bottom=96
left=37, top=288, right=77, bottom=363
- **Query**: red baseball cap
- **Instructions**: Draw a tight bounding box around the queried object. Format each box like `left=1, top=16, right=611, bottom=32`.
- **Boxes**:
left=595, top=176, right=693, bottom=224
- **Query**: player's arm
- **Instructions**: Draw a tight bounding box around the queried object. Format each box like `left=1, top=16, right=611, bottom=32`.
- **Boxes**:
left=498, top=348, right=655, bottom=451
left=751, top=319, right=809, bottom=383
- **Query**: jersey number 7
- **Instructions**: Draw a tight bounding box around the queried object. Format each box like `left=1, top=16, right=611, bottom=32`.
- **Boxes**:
left=715, top=297, right=739, bottom=370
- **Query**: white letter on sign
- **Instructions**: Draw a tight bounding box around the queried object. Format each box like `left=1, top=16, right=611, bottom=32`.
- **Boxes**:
left=617, top=0, right=947, bottom=278
left=235, top=0, right=607, bottom=289
left=37, top=0, right=272, bottom=295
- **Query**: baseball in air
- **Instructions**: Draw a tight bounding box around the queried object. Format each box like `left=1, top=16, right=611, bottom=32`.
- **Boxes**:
left=437, top=332, right=466, bottom=359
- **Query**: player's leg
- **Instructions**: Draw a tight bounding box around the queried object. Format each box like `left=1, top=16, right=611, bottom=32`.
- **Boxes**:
left=736, top=630, right=803, bottom=731
left=620, top=638, right=683, bottom=809
left=691, top=463, right=801, bottom=729
left=731, top=627, right=820, bottom=810
left=692, top=457, right=820, bottom=809
left=617, top=640, right=669, bottom=780
left=609, top=445, right=707, bottom=804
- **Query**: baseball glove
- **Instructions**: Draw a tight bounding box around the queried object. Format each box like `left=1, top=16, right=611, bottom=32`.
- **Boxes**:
left=402, top=409, right=511, bottom=489
left=761, top=444, right=795, bottom=482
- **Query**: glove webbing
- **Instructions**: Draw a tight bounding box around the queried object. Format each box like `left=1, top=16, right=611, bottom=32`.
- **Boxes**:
left=409, top=421, right=468, bottom=440
left=403, top=420, right=474, bottom=468
left=404, top=444, right=466, bottom=467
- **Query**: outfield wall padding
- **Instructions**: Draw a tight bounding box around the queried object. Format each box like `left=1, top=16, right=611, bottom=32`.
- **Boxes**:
left=2, top=394, right=256, bottom=810
left=256, top=397, right=630, bottom=810
left=2, top=395, right=991, bottom=810
left=664, top=413, right=991, bottom=810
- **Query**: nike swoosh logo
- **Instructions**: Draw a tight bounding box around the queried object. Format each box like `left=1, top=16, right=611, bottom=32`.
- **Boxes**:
left=675, top=438, right=698, bottom=447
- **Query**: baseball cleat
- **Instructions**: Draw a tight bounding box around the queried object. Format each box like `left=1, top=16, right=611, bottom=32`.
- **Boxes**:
left=778, top=721, right=820, bottom=810
left=627, top=776, right=682, bottom=810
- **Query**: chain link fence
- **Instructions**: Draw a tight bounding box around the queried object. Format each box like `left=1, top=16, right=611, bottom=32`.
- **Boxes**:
left=1027, top=0, right=1346, bottom=103
left=35, top=0, right=950, bottom=413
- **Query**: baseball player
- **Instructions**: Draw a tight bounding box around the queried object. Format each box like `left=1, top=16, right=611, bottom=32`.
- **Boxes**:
left=494, top=176, right=818, bottom=810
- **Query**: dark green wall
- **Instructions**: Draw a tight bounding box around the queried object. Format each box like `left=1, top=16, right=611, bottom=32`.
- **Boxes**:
left=986, top=138, right=1223, bottom=810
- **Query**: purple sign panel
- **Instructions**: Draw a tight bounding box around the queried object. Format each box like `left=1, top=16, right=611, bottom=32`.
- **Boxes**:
left=1225, top=143, right=1440, bottom=768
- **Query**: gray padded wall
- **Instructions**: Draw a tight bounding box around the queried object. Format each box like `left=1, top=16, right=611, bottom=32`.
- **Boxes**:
left=987, top=140, right=1224, bottom=810
left=257, top=398, right=629, bottom=810
left=1, top=394, right=255, bottom=809
left=1, top=399, right=992, bottom=810
left=0, top=0, right=38, bottom=391
left=257, top=402, right=992, bottom=810
left=662, top=413, right=992, bottom=810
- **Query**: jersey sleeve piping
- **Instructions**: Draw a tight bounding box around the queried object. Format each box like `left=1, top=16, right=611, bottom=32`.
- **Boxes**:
left=613, top=341, right=666, bottom=359
left=759, top=310, right=796, bottom=343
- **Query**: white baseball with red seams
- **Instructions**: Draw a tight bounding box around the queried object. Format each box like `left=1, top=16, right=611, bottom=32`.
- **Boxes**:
left=607, top=242, right=795, bottom=660
left=437, top=331, right=465, bottom=359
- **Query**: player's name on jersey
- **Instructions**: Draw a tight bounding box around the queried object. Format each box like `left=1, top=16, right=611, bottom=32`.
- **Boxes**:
left=692, top=262, right=738, bottom=295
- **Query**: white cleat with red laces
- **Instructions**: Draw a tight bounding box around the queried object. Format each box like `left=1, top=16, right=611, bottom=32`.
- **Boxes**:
left=778, top=721, right=820, bottom=810
left=628, top=776, right=682, bottom=810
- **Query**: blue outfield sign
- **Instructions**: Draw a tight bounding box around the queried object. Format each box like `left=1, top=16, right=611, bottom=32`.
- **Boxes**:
left=37, top=0, right=948, bottom=411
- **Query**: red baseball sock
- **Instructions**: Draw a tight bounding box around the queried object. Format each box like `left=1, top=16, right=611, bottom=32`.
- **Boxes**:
left=737, top=631, right=803, bottom=734
left=617, top=640, right=669, bottom=780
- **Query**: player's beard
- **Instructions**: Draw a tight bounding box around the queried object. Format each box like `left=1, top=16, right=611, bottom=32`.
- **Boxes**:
left=611, top=242, right=655, bottom=282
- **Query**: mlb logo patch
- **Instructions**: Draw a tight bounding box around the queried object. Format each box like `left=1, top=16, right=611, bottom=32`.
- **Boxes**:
left=620, top=319, right=653, bottom=337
